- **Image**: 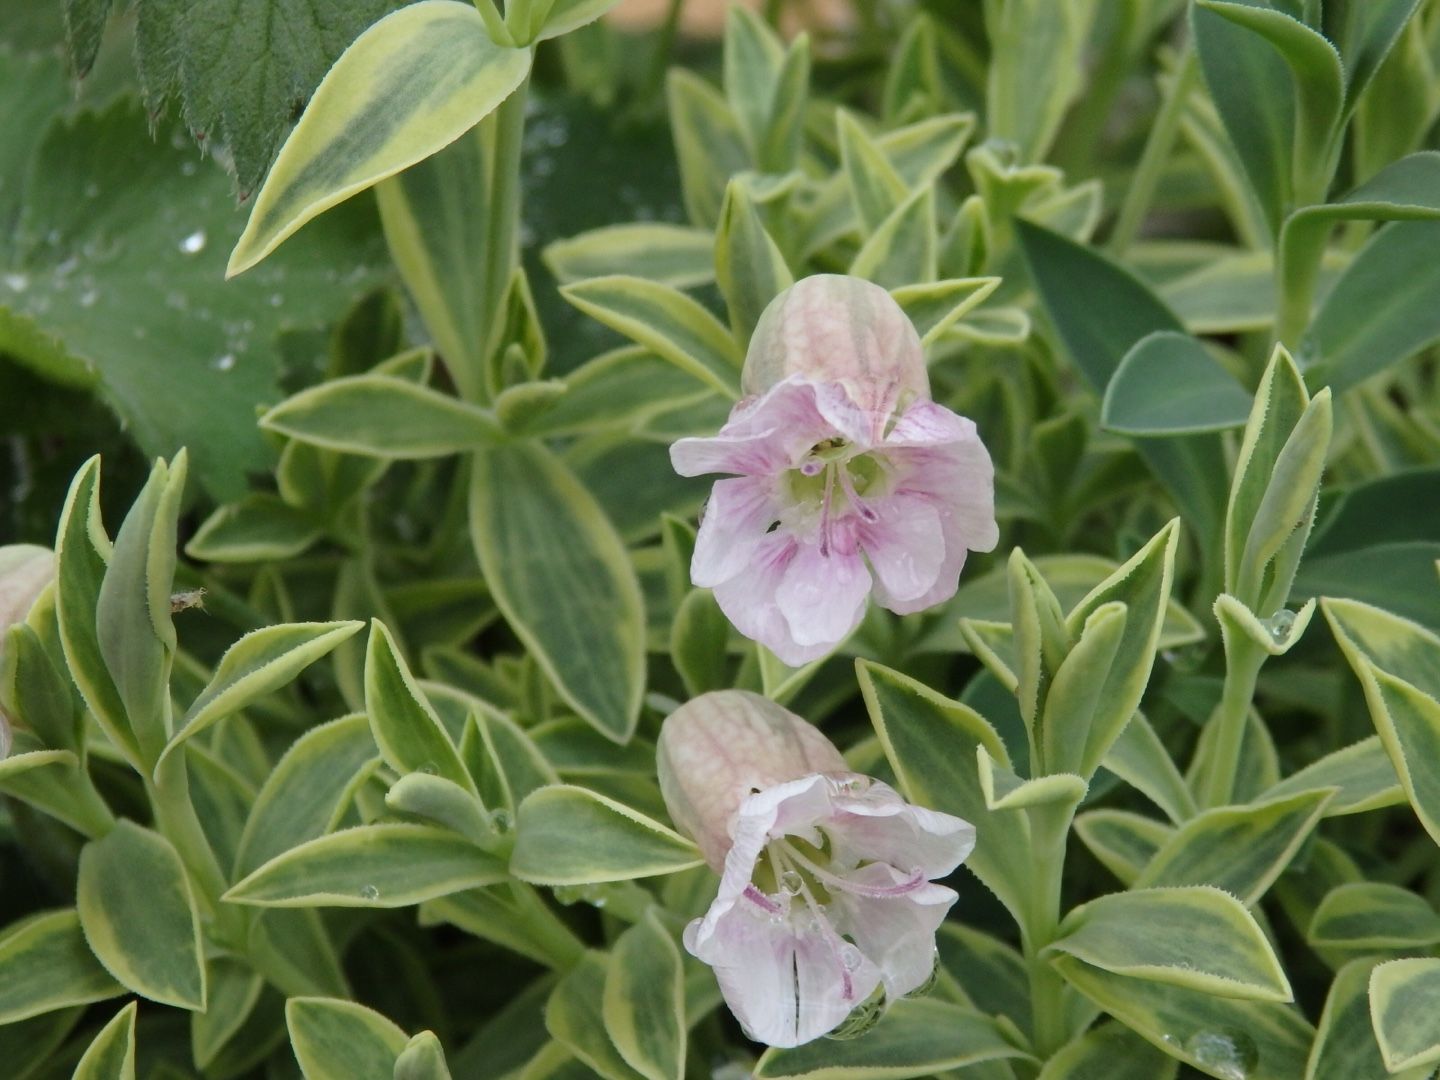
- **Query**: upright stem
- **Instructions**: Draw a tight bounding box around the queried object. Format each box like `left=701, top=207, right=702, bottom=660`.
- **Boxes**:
left=1020, top=801, right=1074, bottom=1058
left=1108, top=47, right=1198, bottom=257
left=480, top=72, right=532, bottom=396
left=1198, top=637, right=1266, bottom=809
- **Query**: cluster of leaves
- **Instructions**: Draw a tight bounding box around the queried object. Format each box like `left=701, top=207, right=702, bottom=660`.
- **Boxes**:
left=3, top=0, right=1440, bottom=1078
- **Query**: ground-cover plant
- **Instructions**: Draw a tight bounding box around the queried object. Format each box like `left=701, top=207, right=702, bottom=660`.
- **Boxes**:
left=2, top=0, right=1440, bottom=1076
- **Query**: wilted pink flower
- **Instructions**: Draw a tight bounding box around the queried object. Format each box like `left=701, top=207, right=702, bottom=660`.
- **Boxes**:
left=671, top=275, right=997, bottom=666
left=658, top=690, right=974, bottom=1048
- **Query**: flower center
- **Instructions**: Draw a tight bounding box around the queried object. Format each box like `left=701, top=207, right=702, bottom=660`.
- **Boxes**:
left=784, top=441, right=887, bottom=554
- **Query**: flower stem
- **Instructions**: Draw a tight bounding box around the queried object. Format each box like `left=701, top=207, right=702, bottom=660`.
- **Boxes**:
left=1020, top=800, right=1074, bottom=1058
left=1107, top=46, right=1197, bottom=257
left=1198, top=636, right=1267, bottom=809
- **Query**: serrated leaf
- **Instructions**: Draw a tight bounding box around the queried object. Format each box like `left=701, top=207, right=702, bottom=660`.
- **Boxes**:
left=890, top=277, right=999, bottom=349
left=261, top=374, right=502, bottom=457
left=1103, top=712, right=1198, bottom=825
left=72, top=1001, right=137, bottom=1080
left=753, top=998, right=1032, bottom=1078
left=1052, top=886, right=1291, bottom=1002
left=560, top=276, right=742, bottom=398
left=0, top=909, right=124, bottom=1024
left=1264, top=736, right=1404, bottom=816
left=186, top=494, right=324, bottom=563
left=77, top=820, right=206, bottom=1010
left=168, top=621, right=361, bottom=758
left=510, top=785, right=702, bottom=885
left=1074, top=810, right=1176, bottom=887
left=226, top=823, right=506, bottom=907
left=1370, top=958, right=1440, bottom=1072
left=285, top=997, right=409, bottom=1080
left=1305, top=958, right=1425, bottom=1080
left=978, top=746, right=1086, bottom=811
left=547, top=952, right=647, bottom=1080
left=603, top=910, right=685, bottom=1080
left=228, top=1, right=531, bottom=274
left=1135, top=789, right=1332, bottom=906
left=386, top=772, right=493, bottom=846
left=469, top=441, right=646, bottom=743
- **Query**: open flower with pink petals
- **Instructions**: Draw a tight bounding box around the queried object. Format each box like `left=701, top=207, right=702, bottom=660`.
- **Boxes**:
left=670, top=275, right=998, bottom=666
left=658, top=690, right=975, bottom=1048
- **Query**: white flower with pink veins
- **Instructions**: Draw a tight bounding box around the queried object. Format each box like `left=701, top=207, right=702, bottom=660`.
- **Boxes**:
left=670, top=274, right=998, bottom=666
left=658, top=689, right=975, bottom=1047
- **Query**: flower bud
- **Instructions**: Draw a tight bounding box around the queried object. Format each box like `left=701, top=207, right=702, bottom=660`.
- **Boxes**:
left=741, top=275, right=929, bottom=438
left=657, top=690, right=846, bottom=869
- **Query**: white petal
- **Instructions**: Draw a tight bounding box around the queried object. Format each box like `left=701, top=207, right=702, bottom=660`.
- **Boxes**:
left=775, top=542, right=871, bottom=650
left=692, top=477, right=780, bottom=588
left=712, top=534, right=834, bottom=666
left=828, top=780, right=976, bottom=879
left=830, top=867, right=958, bottom=1001
left=860, top=496, right=947, bottom=606
left=670, top=379, right=833, bottom=478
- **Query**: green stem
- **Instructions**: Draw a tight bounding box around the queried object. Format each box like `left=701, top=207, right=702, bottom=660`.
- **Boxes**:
left=150, top=751, right=246, bottom=946
left=1020, top=801, right=1073, bottom=1058
left=1198, top=637, right=1266, bottom=809
left=1108, top=46, right=1197, bottom=257
left=479, top=71, right=532, bottom=400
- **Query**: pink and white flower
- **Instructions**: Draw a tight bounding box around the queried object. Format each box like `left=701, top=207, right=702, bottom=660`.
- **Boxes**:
left=670, top=275, right=998, bottom=666
left=658, top=690, right=975, bottom=1048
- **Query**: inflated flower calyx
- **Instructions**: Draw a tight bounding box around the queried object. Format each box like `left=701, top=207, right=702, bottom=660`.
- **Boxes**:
left=657, top=690, right=975, bottom=1048
left=670, top=275, right=998, bottom=666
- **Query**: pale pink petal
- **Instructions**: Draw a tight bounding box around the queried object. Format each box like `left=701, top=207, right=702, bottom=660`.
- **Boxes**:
left=670, top=379, right=834, bottom=478
left=829, top=867, right=958, bottom=1000
left=692, top=477, right=781, bottom=589
left=812, top=381, right=878, bottom=447
left=884, top=400, right=978, bottom=447
left=712, top=534, right=833, bottom=667
left=775, top=543, right=871, bottom=651
left=879, top=514, right=976, bottom=616
left=860, top=496, right=947, bottom=606
left=827, top=781, right=977, bottom=879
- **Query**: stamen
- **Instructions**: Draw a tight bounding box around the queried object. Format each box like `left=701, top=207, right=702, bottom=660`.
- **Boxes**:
left=818, top=465, right=836, bottom=557
left=799, top=458, right=824, bottom=477
left=744, top=884, right=783, bottom=914
left=836, top=464, right=878, bottom=523
left=781, top=842, right=927, bottom=899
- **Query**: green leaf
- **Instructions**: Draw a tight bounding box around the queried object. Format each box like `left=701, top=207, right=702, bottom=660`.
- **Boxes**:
left=386, top=772, right=493, bottom=847
left=168, top=621, right=361, bottom=758
left=191, top=957, right=263, bottom=1069
left=228, top=1, right=531, bottom=274
left=0, top=909, right=124, bottom=1024
left=234, top=713, right=377, bottom=876
left=722, top=6, right=783, bottom=161
left=934, top=921, right=1033, bottom=1033
left=285, top=997, right=409, bottom=1080
left=1308, top=882, right=1440, bottom=949
left=226, top=823, right=506, bottom=907
left=186, top=495, right=324, bottom=563
left=560, top=276, right=742, bottom=398
left=1074, top=810, right=1176, bottom=887
left=0, top=92, right=386, bottom=498
left=666, top=69, right=750, bottom=229
left=1308, top=221, right=1440, bottom=392
left=544, top=225, right=716, bottom=289
left=715, top=179, right=794, bottom=343
left=1370, top=958, right=1440, bottom=1072
left=602, top=909, right=685, bottom=1080
left=753, top=998, right=1033, bottom=1078
left=1134, top=789, right=1332, bottom=906
left=2, top=621, right=83, bottom=755
left=1264, top=736, right=1404, bottom=816
left=261, top=374, right=502, bottom=458
left=250, top=909, right=349, bottom=999
left=533, top=0, right=624, bottom=41
left=1041, top=601, right=1128, bottom=777
left=985, top=0, right=1094, bottom=162
left=1037, top=1023, right=1179, bottom=1080
left=469, top=441, right=646, bottom=743
left=364, top=620, right=475, bottom=793
left=72, top=1001, right=137, bottom=1080
left=1062, top=521, right=1180, bottom=776
left=978, top=747, right=1087, bottom=812
left=857, top=660, right=1031, bottom=924
left=1305, top=958, right=1424, bottom=1080
left=848, top=184, right=938, bottom=289
left=509, top=348, right=714, bottom=439
left=890, top=277, right=1000, bottom=349
left=547, top=952, right=647, bottom=1080
left=1323, top=597, right=1440, bottom=847
left=1103, top=712, right=1198, bottom=824
left=511, top=785, right=702, bottom=885
left=1047, top=886, right=1291, bottom=1001
left=1321, top=0, right=1424, bottom=110
left=77, top=820, right=206, bottom=1010
left=394, top=1031, right=454, bottom=1080
left=837, top=110, right=909, bottom=234
left=1052, top=958, right=1313, bottom=1080
left=1101, top=332, right=1252, bottom=436
left=670, top=588, right=731, bottom=698
left=1016, top=221, right=1226, bottom=545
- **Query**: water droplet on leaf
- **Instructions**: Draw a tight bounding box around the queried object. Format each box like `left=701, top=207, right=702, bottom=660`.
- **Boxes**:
left=359, top=884, right=380, bottom=901
left=1185, top=1029, right=1258, bottom=1080
left=1265, top=609, right=1296, bottom=644
left=179, top=229, right=207, bottom=255
left=212, top=353, right=236, bottom=372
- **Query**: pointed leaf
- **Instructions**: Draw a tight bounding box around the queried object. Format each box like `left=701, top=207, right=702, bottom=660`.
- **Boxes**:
left=603, top=910, right=685, bottom=1080
left=365, top=620, right=475, bottom=793
left=1102, top=332, right=1252, bottom=436
left=0, top=909, right=124, bottom=1024
left=72, top=1002, right=137, bottom=1080
left=285, top=997, right=409, bottom=1080
left=511, top=785, right=702, bottom=885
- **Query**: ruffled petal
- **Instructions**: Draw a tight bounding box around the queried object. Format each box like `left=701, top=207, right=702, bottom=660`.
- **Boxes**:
left=827, top=780, right=976, bottom=879
left=712, top=534, right=834, bottom=667
left=829, top=866, right=958, bottom=1000
left=692, top=477, right=781, bottom=589
left=775, top=542, right=871, bottom=652
left=670, top=379, right=835, bottom=478
left=860, top=495, right=947, bottom=606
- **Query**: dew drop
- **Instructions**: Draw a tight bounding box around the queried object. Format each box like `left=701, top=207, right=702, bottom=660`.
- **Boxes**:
left=212, top=353, right=236, bottom=372
left=3, top=272, right=29, bottom=292
left=839, top=944, right=863, bottom=971
left=417, top=761, right=438, bottom=776
left=79, top=289, right=98, bottom=308
left=488, top=807, right=513, bottom=834
left=1265, top=609, right=1296, bottom=644
left=179, top=229, right=207, bottom=255
left=1185, top=1029, right=1258, bottom=1080
left=358, top=884, right=380, bottom=901
left=268, top=292, right=284, bottom=307
left=779, top=870, right=803, bottom=896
